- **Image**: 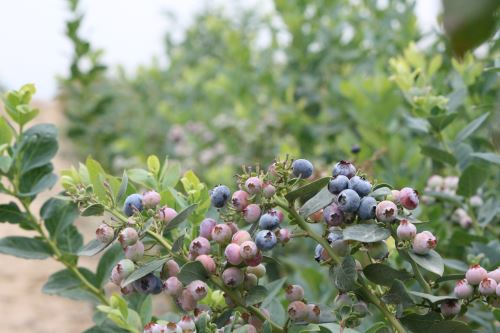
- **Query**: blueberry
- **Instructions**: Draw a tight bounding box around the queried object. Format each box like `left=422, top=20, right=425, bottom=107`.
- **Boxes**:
left=133, top=273, right=163, bottom=294
left=258, top=213, right=280, bottom=230
left=337, top=189, right=361, bottom=213
left=210, top=185, right=231, bottom=208
left=332, top=160, right=356, bottom=179
left=357, top=196, right=377, bottom=220
left=123, top=194, right=144, bottom=217
left=255, top=230, right=277, bottom=251
left=351, top=145, right=361, bottom=154
left=323, top=203, right=344, bottom=226
left=349, top=176, right=372, bottom=197
left=328, top=175, right=349, bottom=194
left=292, top=159, right=314, bottom=179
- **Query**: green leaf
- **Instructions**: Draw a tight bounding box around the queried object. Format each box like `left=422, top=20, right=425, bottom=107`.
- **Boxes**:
left=147, top=155, right=161, bottom=175
left=128, top=168, right=156, bottom=189
left=245, top=285, right=268, bottom=306
left=0, top=155, right=12, bottom=173
left=343, top=224, right=390, bottom=243
left=298, top=187, right=335, bottom=218
left=79, top=238, right=114, bottom=256
left=266, top=298, right=286, bottom=326
left=454, top=112, right=489, bottom=144
left=427, top=113, right=457, bottom=132
left=261, top=277, right=287, bottom=308
left=0, top=236, right=52, bottom=259
left=420, top=145, right=457, bottom=165
left=96, top=244, right=123, bottom=287
left=369, top=186, right=392, bottom=199
left=330, top=256, right=357, bottom=291
left=161, top=161, right=181, bottom=190
left=177, top=261, right=209, bottom=285
left=86, top=157, right=108, bottom=201
left=82, top=204, right=105, bottom=216
left=435, top=274, right=465, bottom=283
left=0, top=117, right=13, bottom=145
left=116, top=171, right=128, bottom=203
left=408, top=291, right=457, bottom=303
left=18, top=163, right=58, bottom=197
left=57, top=224, right=83, bottom=254
left=121, top=258, right=167, bottom=287
left=41, top=198, right=79, bottom=237
left=285, top=177, right=330, bottom=203
left=365, top=322, right=389, bottom=333
left=318, top=324, right=360, bottom=333
left=470, top=152, right=500, bottom=165
left=363, top=264, right=412, bottom=286
left=401, top=312, right=442, bottom=332
left=172, top=234, right=185, bottom=252
left=408, top=250, right=444, bottom=276
left=457, top=163, right=488, bottom=197
left=43, top=268, right=100, bottom=303
left=429, top=320, right=473, bottom=333
left=0, top=202, right=26, bottom=224
left=139, top=295, right=153, bottom=325
left=163, top=203, right=198, bottom=233
left=382, top=279, right=414, bottom=308
left=16, top=124, right=58, bottom=174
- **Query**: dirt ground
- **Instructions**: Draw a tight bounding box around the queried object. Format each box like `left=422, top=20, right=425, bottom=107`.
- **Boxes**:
left=0, top=100, right=96, bottom=333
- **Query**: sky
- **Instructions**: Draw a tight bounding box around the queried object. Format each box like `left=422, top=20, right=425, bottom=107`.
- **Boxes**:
left=0, top=0, right=441, bottom=99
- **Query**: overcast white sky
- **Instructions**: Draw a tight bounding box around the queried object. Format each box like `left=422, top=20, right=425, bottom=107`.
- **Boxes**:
left=0, top=0, right=440, bottom=99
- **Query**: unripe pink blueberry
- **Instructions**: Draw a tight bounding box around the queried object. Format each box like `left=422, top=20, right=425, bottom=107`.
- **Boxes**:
left=487, top=267, right=500, bottom=283
left=178, top=288, right=197, bottom=312
left=399, top=187, right=419, bottom=210
left=278, top=228, right=291, bottom=243
left=465, top=264, right=488, bottom=285
left=388, top=190, right=400, bottom=203
left=164, top=276, right=183, bottom=297
left=232, top=230, right=252, bottom=245
left=143, top=190, right=161, bottom=208
left=249, top=309, right=269, bottom=330
left=269, top=209, right=284, bottom=223
left=199, top=218, right=217, bottom=240
left=226, top=222, right=239, bottom=235
left=246, top=264, right=266, bottom=278
left=187, top=280, right=209, bottom=301
left=306, top=304, right=321, bottom=323
left=224, top=243, right=243, bottom=265
left=454, top=279, right=473, bottom=298
left=231, top=190, right=249, bottom=211
left=124, top=241, right=144, bottom=261
left=268, top=163, right=277, bottom=176
left=239, top=241, right=258, bottom=260
left=245, top=177, right=262, bottom=194
left=159, top=206, right=178, bottom=224
left=163, top=259, right=180, bottom=277
left=243, top=204, right=261, bottom=223
left=497, top=283, right=500, bottom=297
left=440, top=300, right=461, bottom=318
left=444, top=176, right=459, bottom=191
left=177, top=316, right=196, bottom=331
left=412, top=231, right=437, bottom=255
left=396, top=219, right=417, bottom=240
left=375, top=200, right=398, bottom=222
left=144, top=322, right=167, bottom=333
left=195, top=255, right=216, bottom=275
left=222, top=267, right=244, bottom=288
left=119, top=227, right=139, bottom=247
left=243, top=273, right=258, bottom=290
left=323, top=203, right=344, bottom=226
left=165, top=322, right=182, bottom=333
left=244, top=250, right=263, bottom=266
left=262, top=183, right=276, bottom=198
left=110, top=265, right=124, bottom=285
left=427, top=175, right=443, bottom=189
left=469, top=195, right=483, bottom=207
left=96, top=223, right=114, bottom=243
left=116, top=259, right=135, bottom=279
left=239, top=324, right=257, bottom=333
left=478, top=278, right=497, bottom=295
left=287, top=301, right=308, bottom=321
left=285, top=284, right=304, bottom=301
left=189, top=237, right=211, bottom=257
left=309, top=209, right=323, bottom=223
left=121, top=284, right=135, bottom=295
left=211, top=224, right=233, bottom=244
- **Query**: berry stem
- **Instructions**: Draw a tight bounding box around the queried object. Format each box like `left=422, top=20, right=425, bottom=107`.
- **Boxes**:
left=275, top=197, right=406, bottom=333
left=407, top=254, right=432, bottom=294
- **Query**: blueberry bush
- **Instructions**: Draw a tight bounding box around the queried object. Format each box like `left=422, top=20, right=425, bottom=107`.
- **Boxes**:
left=2, top=82, right=500, bottom=332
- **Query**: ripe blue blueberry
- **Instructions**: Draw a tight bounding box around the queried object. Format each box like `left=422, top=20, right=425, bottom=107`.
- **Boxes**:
left=258, top=213, right=280, bottom=230
left=123, top=194, right=144, bottom=217
left=328, top=175, right=349, bottom=194
left=357, top=196, right=377, bottom=220
left=323, top=203, right=344, bottom=226
left=332, top=160, right=356, bottom=179
left=349, top=176, right=372, bottom=197
left=210, top=185, right=231, bottom=208
left=255, top=230, right=277, bottom=251
left=133, top=273, right=163, bottom=294
left=337, top=189, right=361, bottom=213
left=292, top=159, right=314, bottom=179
